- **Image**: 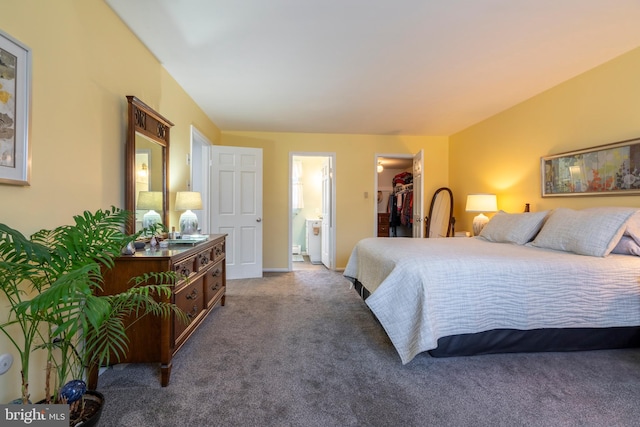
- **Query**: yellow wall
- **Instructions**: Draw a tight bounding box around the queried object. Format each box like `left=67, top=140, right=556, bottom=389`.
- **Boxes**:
left=450, top=47, right=640, bottom=232
left=0, top=0, right=220, bottom=403
left=221, top=132, right=449, bottom=269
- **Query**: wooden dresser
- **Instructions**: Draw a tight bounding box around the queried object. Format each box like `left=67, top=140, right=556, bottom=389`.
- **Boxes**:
left=377, top=212, right=390, bottom=237
left=89, top=234, right=226, bottom=388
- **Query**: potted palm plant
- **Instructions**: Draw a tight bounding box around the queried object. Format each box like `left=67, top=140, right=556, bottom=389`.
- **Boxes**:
left=0, top=207, right=185, bottom=426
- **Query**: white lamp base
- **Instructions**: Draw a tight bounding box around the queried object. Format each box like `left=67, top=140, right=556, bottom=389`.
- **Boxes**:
left=142, top=210, right=162, bottom=229
left=179, top=210, right=199, bottom=236
left=472, top=213, right=489, bottom=236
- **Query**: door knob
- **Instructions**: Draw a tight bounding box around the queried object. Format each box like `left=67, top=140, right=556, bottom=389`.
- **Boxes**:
left=256, top=218, right=262, bottom=222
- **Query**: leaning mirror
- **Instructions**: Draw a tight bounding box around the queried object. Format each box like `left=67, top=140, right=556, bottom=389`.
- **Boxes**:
left=425, top=187, right=454, bottom=238
left=125, top=96, right=173, bottom=235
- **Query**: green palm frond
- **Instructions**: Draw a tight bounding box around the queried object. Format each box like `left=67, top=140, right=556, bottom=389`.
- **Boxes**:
left=0, top=223, right=51, bottom=263
left=0, top=206, right=183, bottom=404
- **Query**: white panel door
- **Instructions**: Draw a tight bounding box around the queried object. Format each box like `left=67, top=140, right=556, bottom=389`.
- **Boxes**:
left=211, top=146, right=263, bottom=279
left=321, top=158, right=332, bottom=268
left=412, top=149, right=424, bottom=238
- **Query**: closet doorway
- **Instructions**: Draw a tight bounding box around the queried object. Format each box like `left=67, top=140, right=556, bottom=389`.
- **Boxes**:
left=375, top=152, right=424, bottom=238
left=289, top=153, right=336, bottom=271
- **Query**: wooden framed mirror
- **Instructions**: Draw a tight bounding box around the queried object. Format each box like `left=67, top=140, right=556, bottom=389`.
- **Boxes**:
left=125, top=96, right=173, bottom=235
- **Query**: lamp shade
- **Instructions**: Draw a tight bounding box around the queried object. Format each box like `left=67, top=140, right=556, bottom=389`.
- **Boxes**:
left=136, top=191, right=163, bottom=210
left=175, top=191, right=203, bottom=211
left=465, top=194, right=497, bottom=213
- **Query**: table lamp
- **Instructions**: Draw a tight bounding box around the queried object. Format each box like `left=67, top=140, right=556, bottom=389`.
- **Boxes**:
left=136, top=191, right=163, bottom=229
left=465, top=194, right=497, bottom=236
left=175, top=191, right=203, bottom=236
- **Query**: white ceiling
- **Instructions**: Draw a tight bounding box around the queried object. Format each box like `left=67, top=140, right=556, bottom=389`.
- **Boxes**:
left=106, top=0, right=640, bottom=136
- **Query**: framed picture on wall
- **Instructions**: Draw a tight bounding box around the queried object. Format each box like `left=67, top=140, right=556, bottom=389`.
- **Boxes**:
left=0, top=30, right=31, bottom=186
left=541, top=138, right=640, bottom=197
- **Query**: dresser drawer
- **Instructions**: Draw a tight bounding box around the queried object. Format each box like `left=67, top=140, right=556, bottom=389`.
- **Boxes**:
left=377, top=212, right=390, bottom=237
left=197, top=249, right=212, bottom=270
left=212, top=240, right=225, bottom=263
left=196, top=242, right=223, bottom=271
left=174, top=276, right=204, bottom=340
left=173, top=255, right=197, bottom=279
left=205, top=260, right=225, bottom=308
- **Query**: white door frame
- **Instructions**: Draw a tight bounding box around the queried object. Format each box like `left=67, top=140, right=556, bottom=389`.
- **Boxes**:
left=289, top=152, right=336, bottom=271
left=374, top=153, right=413, bottom=236
left=190, top=125, right=212, bottom=234
left=412, top=149, right=425, bottom=238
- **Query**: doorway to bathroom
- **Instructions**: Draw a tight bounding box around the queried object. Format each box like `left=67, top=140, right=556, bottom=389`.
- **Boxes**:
left=289, top=153, right=335, bottom=271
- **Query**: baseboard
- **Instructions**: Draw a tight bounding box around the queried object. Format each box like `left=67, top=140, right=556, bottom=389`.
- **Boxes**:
left=262, top=267, right=345, bottom=273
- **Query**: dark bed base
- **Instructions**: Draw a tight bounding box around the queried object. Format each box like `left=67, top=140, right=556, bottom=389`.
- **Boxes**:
left=430, top=326, right=640, bottom=357
left=351, top=277, right=371, bottom=300
left=348, top=278, right=640, bottom=357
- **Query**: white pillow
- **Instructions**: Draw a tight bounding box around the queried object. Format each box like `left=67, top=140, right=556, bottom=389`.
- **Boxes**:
left=478, top=210, right=549, bottom=245
left=530, top=207, right=639, bottom=257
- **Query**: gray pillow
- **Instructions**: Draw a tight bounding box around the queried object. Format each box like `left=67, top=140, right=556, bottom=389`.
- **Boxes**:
left=530, top=207, right=639, bottom=257
left=621, top=210, right=640, bottom=245
left=478, top=210, right=549, bottom=245
left=611, top=235, right=640, bottom=256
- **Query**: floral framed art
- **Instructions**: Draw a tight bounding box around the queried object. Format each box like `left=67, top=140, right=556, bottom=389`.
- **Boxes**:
left=0, top=29, right=31, bottom=186
left=541, top=138, right=640, bottom=197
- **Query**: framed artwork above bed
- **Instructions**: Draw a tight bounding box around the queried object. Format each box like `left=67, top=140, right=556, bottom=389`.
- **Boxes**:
left=542, top=137, right=640, bottom=197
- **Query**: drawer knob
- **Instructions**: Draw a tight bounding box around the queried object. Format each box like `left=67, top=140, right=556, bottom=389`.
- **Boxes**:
left=186, top=289, right=198, bottom=300
left=211, top=268, right=221, bottom=277
left=186, top=305, right=199, bottom=319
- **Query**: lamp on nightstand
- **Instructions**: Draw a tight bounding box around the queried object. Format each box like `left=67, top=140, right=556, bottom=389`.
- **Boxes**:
left=176, top=191, right=203, bottom=236
left=465, top=194, right=497, bottom=236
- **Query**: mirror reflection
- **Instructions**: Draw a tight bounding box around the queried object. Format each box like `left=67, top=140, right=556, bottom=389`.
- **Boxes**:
left=134, top=134, right=164, bottom=232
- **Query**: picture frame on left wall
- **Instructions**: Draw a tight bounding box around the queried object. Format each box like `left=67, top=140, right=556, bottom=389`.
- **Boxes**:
left=0, top=29, right=31, bottom=186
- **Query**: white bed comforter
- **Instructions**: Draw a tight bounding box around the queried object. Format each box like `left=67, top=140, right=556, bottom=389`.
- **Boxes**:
left=343, top=237, right=640, bottom=364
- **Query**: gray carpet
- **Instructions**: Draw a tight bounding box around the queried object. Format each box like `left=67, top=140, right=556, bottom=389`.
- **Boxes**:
left=96, top=270, right=640, bottom=426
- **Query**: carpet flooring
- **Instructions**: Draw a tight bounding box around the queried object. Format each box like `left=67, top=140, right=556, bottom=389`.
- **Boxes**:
left=96, top=269, right=640, bottom=426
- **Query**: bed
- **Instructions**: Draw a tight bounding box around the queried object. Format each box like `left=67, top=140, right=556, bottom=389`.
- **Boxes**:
left=343, top=207, right=640, bottom=364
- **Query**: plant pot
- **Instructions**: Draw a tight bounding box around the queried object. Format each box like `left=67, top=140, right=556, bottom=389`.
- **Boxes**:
left=8, top=398, right=32, bottom=404
left=71, top=390, right=104, bottom=427
left=35, top=390, right=104, bottom=427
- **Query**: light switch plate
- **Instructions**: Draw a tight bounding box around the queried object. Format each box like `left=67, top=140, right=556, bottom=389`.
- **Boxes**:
left=0, top=353, right=13, bottom=375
